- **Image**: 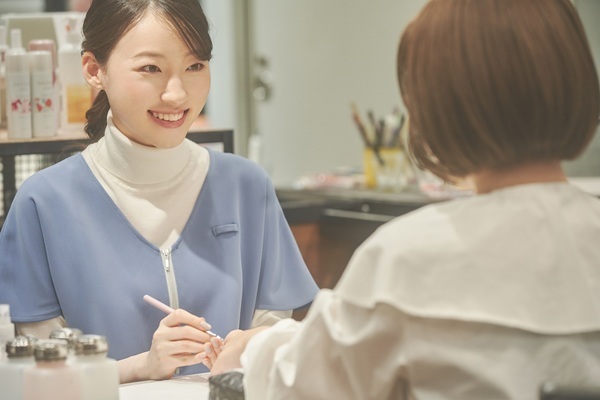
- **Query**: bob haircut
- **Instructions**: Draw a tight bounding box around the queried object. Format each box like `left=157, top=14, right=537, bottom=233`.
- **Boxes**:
left=81, top=0, right=213, bottom=141
left=397, top=0, right=600, bottom=181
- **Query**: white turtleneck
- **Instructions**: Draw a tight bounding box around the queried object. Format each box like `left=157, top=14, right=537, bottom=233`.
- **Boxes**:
left=81, top=113, right=208, bottom=250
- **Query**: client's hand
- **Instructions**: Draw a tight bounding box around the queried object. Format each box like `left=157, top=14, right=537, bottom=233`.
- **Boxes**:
left=208, top=327, right=269, bottom=375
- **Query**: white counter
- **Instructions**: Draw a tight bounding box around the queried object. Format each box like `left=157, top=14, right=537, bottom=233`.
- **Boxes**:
left=119, top=373, right=211, bottom=399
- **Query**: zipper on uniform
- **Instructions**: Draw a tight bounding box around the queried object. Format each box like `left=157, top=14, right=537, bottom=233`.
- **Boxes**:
left=161, top=248, right=173, bottom=272
left=160, top=247, right=179, bottom=310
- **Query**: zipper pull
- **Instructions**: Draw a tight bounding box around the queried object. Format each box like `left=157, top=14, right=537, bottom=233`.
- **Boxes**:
left=161, top=248, right=172, bottom=272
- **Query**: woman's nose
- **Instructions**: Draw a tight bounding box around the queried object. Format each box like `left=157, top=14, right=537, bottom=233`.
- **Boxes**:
left=161, top=75, right=187, bottom=106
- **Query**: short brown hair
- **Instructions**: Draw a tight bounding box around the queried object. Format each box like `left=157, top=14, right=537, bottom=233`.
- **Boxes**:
left=397, top=0, right=600, bottom=180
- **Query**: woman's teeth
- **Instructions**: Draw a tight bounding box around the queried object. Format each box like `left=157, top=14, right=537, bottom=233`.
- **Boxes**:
left=151, top=111, right=184, bottom=121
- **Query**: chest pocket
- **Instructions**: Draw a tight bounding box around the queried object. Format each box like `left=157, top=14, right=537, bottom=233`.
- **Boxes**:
left=212, top=223, right=239, bottom=237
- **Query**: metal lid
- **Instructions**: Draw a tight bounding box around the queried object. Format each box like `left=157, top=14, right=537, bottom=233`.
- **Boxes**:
left=48, top=327, right=82, bottom=348
left=34, top=339, right=69, bottom=361
left=23, top=334, right=40, bottom=344
left=5, top=335, right=34, bottom=358
left=75, top=334, right=108, bottom=355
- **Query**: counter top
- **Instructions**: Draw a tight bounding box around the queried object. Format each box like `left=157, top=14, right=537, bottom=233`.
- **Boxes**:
left=275, top=186, right=450, bottom=224
left=276, top=179, right=600, bottom=225
left=119, top=373, right=211, bottom=399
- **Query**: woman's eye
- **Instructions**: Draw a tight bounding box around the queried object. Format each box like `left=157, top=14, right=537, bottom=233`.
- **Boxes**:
left=188, top=63, right=205, bottom=72
left=141, top=65, right=161, bottom=73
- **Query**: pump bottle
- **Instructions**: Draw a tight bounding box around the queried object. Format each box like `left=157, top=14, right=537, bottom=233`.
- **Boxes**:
left=29, top=39, right=59, bottom=136
left=0, top=26, right=9, bottom=129
left=5, top=29, right=32, bottom=138
left=30, top=50, right=57, bottom=137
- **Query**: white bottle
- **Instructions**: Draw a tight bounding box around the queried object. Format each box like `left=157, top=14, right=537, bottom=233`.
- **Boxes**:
left=0, top=26, right=9, bottom=130
left=0, top=304, right=16, bottom=361
left=29, top=39, right=59, bottom=136
left=75, top=335, right=120, bottom=400
left=0, top=336, right=36, bottom=400
left=5, top=29, right=32, bottom=138
left=58, top=16, right=92, bottom=133
left=23, top=339, right=82, bottom=400
left=30, top=50, right=57, bottom=137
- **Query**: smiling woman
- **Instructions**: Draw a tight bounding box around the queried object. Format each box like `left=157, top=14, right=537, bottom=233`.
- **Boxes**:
left=0, top=0, right=319, bottom=385
left=81, top=11, right=210, bottom=148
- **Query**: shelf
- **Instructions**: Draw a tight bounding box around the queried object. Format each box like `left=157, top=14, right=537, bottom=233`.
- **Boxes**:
left=0, top=128, right=234, bottom=156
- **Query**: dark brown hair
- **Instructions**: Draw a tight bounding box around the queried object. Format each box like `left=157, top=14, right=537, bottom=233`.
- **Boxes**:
left=397, top=0, right=600, bottom=181
left=81, top=0, right=213, bottom=141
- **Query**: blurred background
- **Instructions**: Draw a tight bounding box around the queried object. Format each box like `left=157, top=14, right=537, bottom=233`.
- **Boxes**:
left=1, top=0, right=598, bottom=186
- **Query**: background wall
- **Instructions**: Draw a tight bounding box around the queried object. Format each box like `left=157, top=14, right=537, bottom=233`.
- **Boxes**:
left=248, top=0, right=428, bottom=185
left=563, top=0, right=600, bottom=177
left=201, top=0, right=251, bottom=157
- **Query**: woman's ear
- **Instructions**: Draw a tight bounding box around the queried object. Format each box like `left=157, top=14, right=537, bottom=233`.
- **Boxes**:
left=82, top=51, right=104, bottom=90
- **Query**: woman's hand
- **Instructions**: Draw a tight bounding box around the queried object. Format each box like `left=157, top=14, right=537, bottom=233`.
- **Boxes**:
left=208, top=327, right=269, bottom=375
left=119, top=308, right=221, bottom=382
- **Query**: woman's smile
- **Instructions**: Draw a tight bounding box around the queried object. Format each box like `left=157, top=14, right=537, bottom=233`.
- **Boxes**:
left=148, top=109, right=189, bottom=128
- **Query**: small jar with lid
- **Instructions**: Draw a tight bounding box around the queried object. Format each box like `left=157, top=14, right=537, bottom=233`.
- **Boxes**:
left=0, top=335, right=36, bottom=400
left=22, top=339, right=82, bottom=400
left=49, top=327, right=82, bottom=363
left=75, top=334, right=119, bottom=400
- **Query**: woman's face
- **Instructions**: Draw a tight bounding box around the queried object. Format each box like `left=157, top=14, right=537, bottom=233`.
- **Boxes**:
left=97, top=11, right=210, bottom=148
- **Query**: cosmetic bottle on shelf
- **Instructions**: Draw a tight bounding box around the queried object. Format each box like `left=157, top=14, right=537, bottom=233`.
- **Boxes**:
left=0, top=26, right=9, bottom=130
left=30, top=51, right=57, bottom=137
left=5, top=29, right=32, bottom=139
left=29, top=39, right=59, bottom=136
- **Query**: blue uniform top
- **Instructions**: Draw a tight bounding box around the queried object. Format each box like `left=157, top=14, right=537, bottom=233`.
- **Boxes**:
left=0, top=149, right=318, bottom=375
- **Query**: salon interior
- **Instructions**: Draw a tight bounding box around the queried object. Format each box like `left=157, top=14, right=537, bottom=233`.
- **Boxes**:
left=0, top=0, right=599, bottom=398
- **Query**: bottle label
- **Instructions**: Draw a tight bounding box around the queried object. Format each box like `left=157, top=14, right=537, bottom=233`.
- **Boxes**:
left=32, top=72, right=55, bottom=114
left=7, top=71, right=31, bottom=114
left=6, top=70, right=32, bottom=136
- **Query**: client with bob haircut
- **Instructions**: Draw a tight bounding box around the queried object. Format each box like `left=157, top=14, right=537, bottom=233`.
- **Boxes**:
left=207, top=0, right=600, bottom=399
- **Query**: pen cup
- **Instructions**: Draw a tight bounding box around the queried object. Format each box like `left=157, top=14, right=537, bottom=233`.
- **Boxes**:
left=363, top=147, right=415, bottom=191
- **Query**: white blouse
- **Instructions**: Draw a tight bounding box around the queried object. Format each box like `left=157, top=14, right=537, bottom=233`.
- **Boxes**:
left=241, top=183, right=600, bottom=399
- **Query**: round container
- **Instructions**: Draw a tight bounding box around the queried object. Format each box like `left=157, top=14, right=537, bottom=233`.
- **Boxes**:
left=6, top=335, right=35, bottom=358
left=75, top=334, right=108, bottom=355
left=34, top=339, right=69, bottom=361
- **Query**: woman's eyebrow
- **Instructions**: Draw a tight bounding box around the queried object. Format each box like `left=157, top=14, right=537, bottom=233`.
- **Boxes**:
left=133, top=51, right=196, bottom=59
left=132, top=51, right=166, bottom=59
